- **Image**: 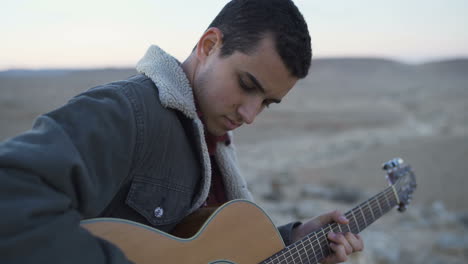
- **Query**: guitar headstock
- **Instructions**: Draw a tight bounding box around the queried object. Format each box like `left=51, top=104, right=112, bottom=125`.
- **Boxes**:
left=382, top=158, right=417, bottom=212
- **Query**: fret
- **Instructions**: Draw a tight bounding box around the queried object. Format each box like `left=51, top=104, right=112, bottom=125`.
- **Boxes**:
left=331, top=222, right=342, bottom=235
left=385, top=189, right=393, bottom=208
left=375, top=194, right=384, bottom=216
left=307, top=233, right=317, bottom=262
left=273, top=253, right=281, bottom=264
left=299, top=239, right=310, bottom=263
left=383, top=191, right=392, bottom=210
left=391, top=185, right=400, bottom=204
left=350, top=211, right=360, bottom=233
left=279, top=249, right=289, bottom=263
left=345, top=222, right=351, bottom=233
left=358, top=205, right=367, bottom=228
left=366, top=199, right=375, bottom=222
left=272, top=250, right=284, bottom=264
left=390, top=193, right=398, bottom=207
left=314, top=231, right=324, bottom=259
left=370, top=198, right=380, bottom=219
left=352, top=206, right=364, bottom=232
left=294, top=242, right=304, bottom=264
left=320, top=228, right=332, bottom=256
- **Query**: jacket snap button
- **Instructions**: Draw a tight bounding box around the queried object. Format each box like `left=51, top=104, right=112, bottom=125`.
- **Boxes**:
left=154, top=207, right=164, bottom=218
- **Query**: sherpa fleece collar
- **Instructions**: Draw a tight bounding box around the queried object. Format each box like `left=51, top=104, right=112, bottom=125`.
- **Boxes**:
left=135, top=45, right=254, bottom=209
left=136, top=45, right=197, bottom=119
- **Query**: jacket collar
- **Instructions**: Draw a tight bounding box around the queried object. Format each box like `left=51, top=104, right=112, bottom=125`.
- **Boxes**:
left=135, top=45, right=254, bottom=205
left=136, top=45, right=197, bottom=120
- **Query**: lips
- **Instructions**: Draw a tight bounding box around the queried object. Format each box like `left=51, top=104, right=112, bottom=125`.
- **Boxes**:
left=224, top=116, right=241, bottom=131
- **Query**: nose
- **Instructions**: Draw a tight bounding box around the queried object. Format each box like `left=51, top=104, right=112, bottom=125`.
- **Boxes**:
left=238, top=97, right=262, bottom=124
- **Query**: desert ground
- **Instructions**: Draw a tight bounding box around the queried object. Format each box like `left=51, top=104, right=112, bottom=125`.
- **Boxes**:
left=1, top=58, right=467, bottom=263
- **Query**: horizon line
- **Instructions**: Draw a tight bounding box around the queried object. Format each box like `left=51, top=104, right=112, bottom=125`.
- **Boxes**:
left=1, top=55, right=468, bottom=73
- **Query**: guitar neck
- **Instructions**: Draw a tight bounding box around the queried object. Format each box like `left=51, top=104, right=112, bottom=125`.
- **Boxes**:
left=261, top=185, right=400, bottom=264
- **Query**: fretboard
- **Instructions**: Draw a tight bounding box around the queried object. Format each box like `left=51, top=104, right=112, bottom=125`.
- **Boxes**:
left=260, top=185, right=400, bottom=264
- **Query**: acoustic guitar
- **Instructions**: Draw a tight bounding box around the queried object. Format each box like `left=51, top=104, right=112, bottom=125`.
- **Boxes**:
left=82, top=158, right=416, bottom=264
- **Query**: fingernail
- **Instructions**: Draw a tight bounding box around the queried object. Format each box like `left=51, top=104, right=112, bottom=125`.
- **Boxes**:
left=329, top=232, right=336, bottom=238
left=339, top=216, right=348, bottom=222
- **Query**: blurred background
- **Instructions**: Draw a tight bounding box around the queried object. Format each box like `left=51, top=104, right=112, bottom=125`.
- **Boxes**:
left=1, top=0, right=467, bottom=263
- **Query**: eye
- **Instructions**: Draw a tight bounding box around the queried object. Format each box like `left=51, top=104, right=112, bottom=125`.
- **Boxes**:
left=238, top=76, right=255, bottom=93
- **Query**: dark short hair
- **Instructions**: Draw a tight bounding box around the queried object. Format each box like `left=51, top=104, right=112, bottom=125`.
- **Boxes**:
left=208, top=0, right=312, bottom=78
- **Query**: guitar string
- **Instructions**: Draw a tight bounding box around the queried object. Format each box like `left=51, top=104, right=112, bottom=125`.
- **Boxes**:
left=262, top=179, right=406, bottom=264
left=265, top=184, right=402, bottom=264
left=264, top=188, right=397, bottom=264
left=298, top=187, right=399, bottom=263
left=291, top=180, right=404, bottom=264
left=267, top=173, right=414, bottom=264
left=262, top=189, right=394, bottom=264
left=299, top=188, right=398, bottom=263
left=359, top=179, right=409, bottom=228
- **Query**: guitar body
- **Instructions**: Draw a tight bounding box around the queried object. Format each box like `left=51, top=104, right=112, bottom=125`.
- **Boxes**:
left=82, top=200, right=285, bottom=264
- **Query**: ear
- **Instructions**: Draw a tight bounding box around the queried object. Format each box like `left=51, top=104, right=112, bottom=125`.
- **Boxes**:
left=195, top=27, right=223, bottom=62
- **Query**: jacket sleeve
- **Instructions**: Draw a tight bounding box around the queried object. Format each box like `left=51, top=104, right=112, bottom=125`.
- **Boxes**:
left=0, top=82, right=141, bottom=263
left=278, top=221, right=302, bottom=246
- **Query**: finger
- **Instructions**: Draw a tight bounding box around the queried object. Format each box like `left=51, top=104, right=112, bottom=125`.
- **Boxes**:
left=328, top=232, right=353, bottom=255
left=329, top=210, right=349, bottom=225
left=327, top=242, right=348, bottom=263
left=317, top=210, right=349, bottom=226
left=334, top=212, right=349, bottom=225
left=345, top=232, right=364, bottom=252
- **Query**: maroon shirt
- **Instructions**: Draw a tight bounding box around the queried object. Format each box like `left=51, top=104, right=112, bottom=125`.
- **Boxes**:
left=202, top=132, right=230, bottom=207
left=196, top=108, right=230, bottom=207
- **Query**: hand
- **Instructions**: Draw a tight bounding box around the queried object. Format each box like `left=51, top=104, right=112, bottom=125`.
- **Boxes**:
left=291, top=210, right=364, bottom=263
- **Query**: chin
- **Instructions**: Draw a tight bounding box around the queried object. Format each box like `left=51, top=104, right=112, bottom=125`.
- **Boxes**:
left=205, top=125, right=224, bottom=136
left=211, top=129, right=227, bottom=137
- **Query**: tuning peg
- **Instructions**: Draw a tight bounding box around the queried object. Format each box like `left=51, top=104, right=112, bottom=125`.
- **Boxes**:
left=382, top=161, right=393, bottom=170
left=398, top=204, right=407, bottom=212
left=382, top=157, right=405, bottom=170
left=395, top=158, right=404, bottom=165
left=391, top=158, right=404, bottom=168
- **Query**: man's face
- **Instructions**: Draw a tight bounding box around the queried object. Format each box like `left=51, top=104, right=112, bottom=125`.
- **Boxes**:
left=193, top=35, right=298, bottom=136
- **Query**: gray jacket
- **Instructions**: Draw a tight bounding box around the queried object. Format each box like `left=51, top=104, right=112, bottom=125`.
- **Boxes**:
left=0, top=46, right=297, bottom=263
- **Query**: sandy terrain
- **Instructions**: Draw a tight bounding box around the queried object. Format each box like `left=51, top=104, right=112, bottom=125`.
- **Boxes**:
left=235, top=58, right=468, bottom=210
left=1, top=58, right=467, bottom=263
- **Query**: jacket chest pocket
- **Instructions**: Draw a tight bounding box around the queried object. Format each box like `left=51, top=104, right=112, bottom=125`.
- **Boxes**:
left=125, top=176, right=193, bottom=226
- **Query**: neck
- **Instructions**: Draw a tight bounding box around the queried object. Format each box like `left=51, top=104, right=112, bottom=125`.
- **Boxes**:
left=181, top=53, right=197, bottom=89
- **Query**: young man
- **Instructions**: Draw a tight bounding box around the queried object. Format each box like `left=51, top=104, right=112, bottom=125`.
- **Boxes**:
left=0, top=0, right=363, bottom=263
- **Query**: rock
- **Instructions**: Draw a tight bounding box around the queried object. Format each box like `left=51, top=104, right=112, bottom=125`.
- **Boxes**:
left=423, top=200, right=458, bottom=227
left=301, top=183, right=362, bottom=204
left=363, top=231, right=401, bottom=264
left=301, top=184, right=332, bottom=198
left=455, top=211, right=468, bottom=228
left=329, top=185, right=362, bottom=204
left=260, top=171, right=294, bottom=201
left=435, top=233, right=468, bottom=255
left=419, top=253, right=468, bottom=264
left=293, top=199, right=348, bottom=221
left=294, top=199, right=325, bottom=219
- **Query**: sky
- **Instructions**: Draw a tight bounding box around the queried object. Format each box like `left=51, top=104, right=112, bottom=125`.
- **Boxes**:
left=1, top=0, right=467, bottom=70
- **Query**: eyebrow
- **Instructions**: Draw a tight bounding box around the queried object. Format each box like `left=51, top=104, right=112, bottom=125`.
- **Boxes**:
left=243, top=71, right=282, bottom=104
